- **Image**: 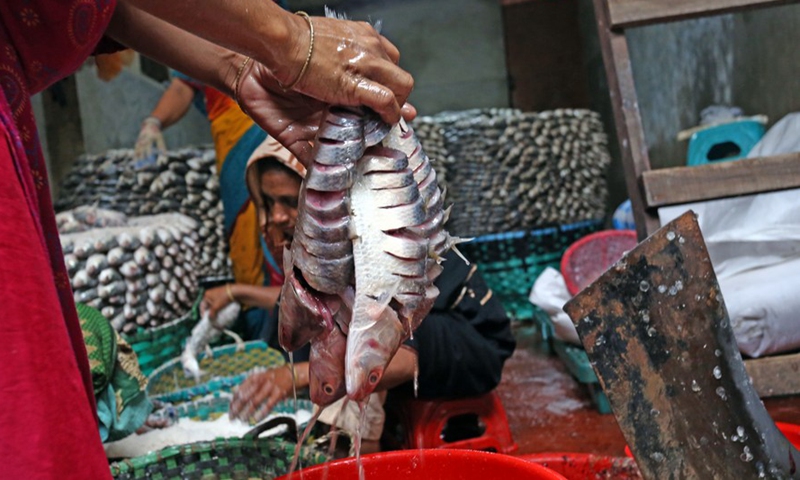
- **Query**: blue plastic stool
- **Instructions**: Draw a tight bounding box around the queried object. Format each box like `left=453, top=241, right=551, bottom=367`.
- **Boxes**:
left=686, top=119, right=765, bottom=167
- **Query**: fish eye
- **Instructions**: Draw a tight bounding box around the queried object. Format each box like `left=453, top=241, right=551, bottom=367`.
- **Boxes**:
left=368, top=372, right=380, bottom=385
left=323, top=384, right=334, bottom=395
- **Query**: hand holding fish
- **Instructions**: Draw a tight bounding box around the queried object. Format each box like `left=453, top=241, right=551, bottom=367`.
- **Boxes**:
left=201, top=285, right=237, bottom=321
left=230, top=364, right=307, bottom=423
left=236, top=60, right=416, bottom=165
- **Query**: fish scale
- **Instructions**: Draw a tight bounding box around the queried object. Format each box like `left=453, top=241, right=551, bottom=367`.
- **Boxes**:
left=279, top=107, right=461, bottom=404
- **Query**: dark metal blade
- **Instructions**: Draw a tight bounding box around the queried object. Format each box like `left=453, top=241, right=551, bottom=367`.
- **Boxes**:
left=563, top=210, right=800, bottom=479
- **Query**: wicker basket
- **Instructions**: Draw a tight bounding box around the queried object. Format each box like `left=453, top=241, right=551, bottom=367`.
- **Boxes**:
left=172, top=392, right=314, bottom=424
left=459, top=219, right=603, bottom=321
left=147, top=341, right=286, bottom=404
left=109, top=418, right=328, bottom=480
left=122, top=291, right=204, bottom=377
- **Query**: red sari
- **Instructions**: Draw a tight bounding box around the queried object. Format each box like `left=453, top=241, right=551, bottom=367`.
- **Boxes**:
left=0, top=1, right=116, bottom=478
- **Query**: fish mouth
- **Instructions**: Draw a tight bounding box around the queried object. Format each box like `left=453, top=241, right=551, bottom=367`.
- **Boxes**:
left=347, top=364, right=385, bottom=401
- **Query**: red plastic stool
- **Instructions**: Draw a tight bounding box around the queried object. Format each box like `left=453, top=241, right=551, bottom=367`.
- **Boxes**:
left=397, top=391, right=518, bottom=454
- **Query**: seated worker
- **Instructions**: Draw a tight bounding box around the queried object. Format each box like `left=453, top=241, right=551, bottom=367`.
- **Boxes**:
left=224, top=137, right=517, bottom=453
left=136, top=72, right=282, bottom=341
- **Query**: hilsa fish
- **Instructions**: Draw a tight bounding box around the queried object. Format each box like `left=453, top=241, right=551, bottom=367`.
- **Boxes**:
left=279, top=106, right=461, bottom=404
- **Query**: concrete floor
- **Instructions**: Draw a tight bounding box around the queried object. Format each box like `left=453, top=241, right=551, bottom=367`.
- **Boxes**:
left=496, top=330, right=800, bottom=458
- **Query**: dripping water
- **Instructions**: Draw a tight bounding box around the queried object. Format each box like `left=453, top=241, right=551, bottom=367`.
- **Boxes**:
left=289, top=408, right=324, bottom=475
left=355, top=400, right=369, bottom=480
left=413, top=352, right=420, bottom=398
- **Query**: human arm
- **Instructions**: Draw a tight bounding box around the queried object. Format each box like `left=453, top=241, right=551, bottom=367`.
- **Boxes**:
left=148, top=78, right=195, bottom=129
left=119, top=0, right=412, bottom=124
left=201, top=283, right=281, bottom=320
left=134, top=78, right=195, bottom=159
left=229, top=362, right=310, bottom=422
left=106, top=3, right=401, bottom=163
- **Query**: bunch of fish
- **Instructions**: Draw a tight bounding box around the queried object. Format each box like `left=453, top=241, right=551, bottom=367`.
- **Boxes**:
left=61, top=213, right=202, bottom=334
left=56, top=205, right=129, bottom=233
left=55, top=147, right=230, bottom=278
left=411, top=108, right=611, bottom=237
left=279, top=107, right=460, bottom=405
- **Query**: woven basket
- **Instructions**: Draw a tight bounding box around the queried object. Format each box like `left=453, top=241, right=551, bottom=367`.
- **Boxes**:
left=459, top=219, right=603, bottom=321
left=147, top=341, right=285, bottom=404
left=122, top=291, right=204, bottom=377
left=109, top=418, right=328, bottom=480
left=173, top=392, right=314, bottom=424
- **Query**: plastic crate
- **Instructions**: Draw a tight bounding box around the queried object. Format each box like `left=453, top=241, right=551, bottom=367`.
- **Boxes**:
left=459, top=219, right=603, bottom=322
left=552, top=340, right=611, bottom=415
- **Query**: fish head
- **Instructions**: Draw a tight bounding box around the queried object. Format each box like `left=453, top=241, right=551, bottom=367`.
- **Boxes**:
left=345, top=297, right=405, bottom=401
left=308, top=324, right=347, bottom=407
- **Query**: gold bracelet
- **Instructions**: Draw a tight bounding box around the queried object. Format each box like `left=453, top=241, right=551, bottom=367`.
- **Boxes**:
left=232, top=55, right=252, bottom=106
left=278, top=11, right=314, bottom=90
left=225, top=283, right=236, bottom=303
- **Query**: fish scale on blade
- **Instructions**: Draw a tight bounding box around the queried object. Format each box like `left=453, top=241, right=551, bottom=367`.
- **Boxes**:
left=280, top=105, right=462, bottom=404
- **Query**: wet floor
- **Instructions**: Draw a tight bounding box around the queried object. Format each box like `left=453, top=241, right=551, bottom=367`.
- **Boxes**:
left=496, top=326, right=800, bottom=457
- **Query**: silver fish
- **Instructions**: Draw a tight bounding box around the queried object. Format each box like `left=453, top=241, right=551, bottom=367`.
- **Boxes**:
left=86, top=254, right=109, bottom=277
left=280, top=107, right=461, bottom=403
left=180, top=303, right=241, bottom=382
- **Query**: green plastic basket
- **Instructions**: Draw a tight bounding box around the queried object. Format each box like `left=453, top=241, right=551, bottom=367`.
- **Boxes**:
left=122, top=291, right=204, bottom=377
left=147, top=341, right=286, bottom=404
left=109, top=418, right=328, bottom=480
left=459, top=219, right=603, bottom=321
left=552, top=340, right=611, bottom=414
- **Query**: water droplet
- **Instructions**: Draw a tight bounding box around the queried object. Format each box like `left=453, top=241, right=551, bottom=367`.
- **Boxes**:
left=668, top=280, right=684, bottom=296
left=583, top=316, right=592, bottom=324
left=741, top=446, right=753, bottom=462
left=714, top=349, right=722, bottom=357
left=737, top=426, right=747, bottom=441
left=658, top=285, right=667, bottom=294
left=650, top=452, right=666, bottom=463
left=595, top=335, right=606, bottom=346
left=720, top=319, right=728, bottom=328
left=639, top=310, right=650, bottom=323
left=713, top=366, right=722, bottom=379
left=650, top=408, right=660, bottom=417
left=756, top=461, right=766, bottom=478
left=639, top=281, right=650, bottom=292
left=647, top=327, right=657, bottom=337
left=666, top=231, right=676, bottom=241
left=716, top=386, right=727, bottom=400
left=695, top=294, right=703, bottom=301
left=679, top=236, right=686, bottom=244
left=691, top=380, right=701, bottom=392
left=700, top=436, right=709, bottom=446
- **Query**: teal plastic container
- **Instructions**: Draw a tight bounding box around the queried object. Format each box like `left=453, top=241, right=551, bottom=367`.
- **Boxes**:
left=686, top=119, right=765, bottom=166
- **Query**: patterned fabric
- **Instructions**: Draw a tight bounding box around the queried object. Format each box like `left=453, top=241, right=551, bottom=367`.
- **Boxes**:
left=78, top=303, right=118, bottom=396
left=78, top=304, right=151, bottom=442
left=0, top=0, right=116, bottom=478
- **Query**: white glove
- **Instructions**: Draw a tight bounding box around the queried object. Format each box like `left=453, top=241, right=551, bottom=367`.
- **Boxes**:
left=134, top=116, right=166, bottom=160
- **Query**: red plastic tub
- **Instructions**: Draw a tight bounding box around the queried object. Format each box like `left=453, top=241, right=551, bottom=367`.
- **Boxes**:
left=520, top=453, right=642, bottom=479
left=277, top=449, right=567, bottom=480
left=561, top=230, right=638, bottom=295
